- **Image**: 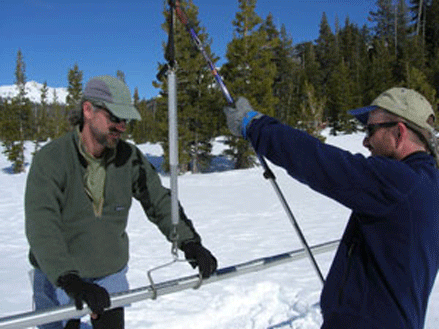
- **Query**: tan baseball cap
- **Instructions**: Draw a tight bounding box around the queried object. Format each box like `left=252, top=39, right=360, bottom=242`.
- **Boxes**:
left=350, top=87, right=439, bottom=165
left=349, top=87, right=435, bottom=131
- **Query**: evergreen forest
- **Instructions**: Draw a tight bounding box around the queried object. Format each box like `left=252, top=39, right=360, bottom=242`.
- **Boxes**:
left=1, top=0, right=438, bottom=173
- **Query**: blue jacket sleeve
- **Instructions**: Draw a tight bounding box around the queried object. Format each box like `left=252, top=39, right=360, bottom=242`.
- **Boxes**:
left=247, top=116, right=420, bottom=216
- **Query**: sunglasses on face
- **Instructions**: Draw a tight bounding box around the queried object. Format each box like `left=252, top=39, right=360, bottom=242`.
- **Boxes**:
left=365, top=121, right=400, bottom=138
left=93, top=105, right=127, bottom=124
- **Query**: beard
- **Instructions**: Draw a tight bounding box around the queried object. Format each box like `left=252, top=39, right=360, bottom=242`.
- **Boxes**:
left=90, top=124, right=120, bottom=149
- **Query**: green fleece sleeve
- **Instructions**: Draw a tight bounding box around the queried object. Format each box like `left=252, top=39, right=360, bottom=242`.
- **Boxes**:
left=131, top=148, right=201, bottom=247
left=25, top=145, right=78, bottom=285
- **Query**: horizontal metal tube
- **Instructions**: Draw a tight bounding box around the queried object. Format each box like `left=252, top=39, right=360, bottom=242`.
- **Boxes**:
left=0, top=240, right=339, bottom=329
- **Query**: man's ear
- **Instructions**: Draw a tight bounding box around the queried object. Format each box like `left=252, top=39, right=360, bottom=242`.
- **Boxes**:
left=82, top=101, right=94, bottom=121
left=395, top=122, right=408, bottom=148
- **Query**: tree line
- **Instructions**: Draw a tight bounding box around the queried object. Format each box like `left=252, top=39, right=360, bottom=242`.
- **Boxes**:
left=1, top=0, right=438, bottom=173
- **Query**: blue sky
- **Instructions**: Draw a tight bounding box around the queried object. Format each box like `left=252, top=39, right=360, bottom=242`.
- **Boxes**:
left=1, top=0, right=376, bottom=100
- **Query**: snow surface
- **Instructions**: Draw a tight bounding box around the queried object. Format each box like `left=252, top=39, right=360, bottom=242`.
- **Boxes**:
left=0, top=131, right=438, bottom=329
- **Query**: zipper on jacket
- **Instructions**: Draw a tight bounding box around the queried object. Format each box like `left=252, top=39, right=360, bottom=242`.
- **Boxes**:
left=338, top=241, right=357, bottom=305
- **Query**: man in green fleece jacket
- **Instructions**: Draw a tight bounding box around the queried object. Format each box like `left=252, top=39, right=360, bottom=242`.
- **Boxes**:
left=25, top=75, right=217, bottom=329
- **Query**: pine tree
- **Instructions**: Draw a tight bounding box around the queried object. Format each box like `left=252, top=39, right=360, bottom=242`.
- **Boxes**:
left=395, top=0, right=410, bottom=57
left=33, top=81, right=50, bottom=153
left=315, top=13, right=337, bottom=92
left=315, top=12, right=339, bottom=130
left=369, top=0, right=395, bottom=44
left=50, top=89, right=65, bottom=139
left=66, top=64, right=83, bottom=111
left=221, top=0, right=277, bottom=169
left=408, top=0, right=428, bottom=37
left=326, top=59, right=355, bottom=133
left=367, top=1, right=397, bottom=100
left=299, top=80, right=326, bottom=141
left=404, top=65, right=436, bottom=106
left=132, top=97, right=159, bottom=144
left=0, top=99, right=25, bottom=173
left=65, top=64, right=83, bottom=133
left=153, top=0, right=223, bottom=173
left=338, top=18, right=366, bottom=109
left=131, top=88, right=160, bottom=144
left=259, top=16, right=299, bottom=124
left=364, top=37, right=396, bottom=101
left=391, top=0, right=413, bottom=85
left=133, top=87, right=140, bottom=107
left=423, top=0, right=439, bottom=51
left=123, top=85, right=138, bottom=138
left=1, top=49, right=32, bottom=173
left=418, top=0, right=439, bottom=89
left=116, top=70, right=126, bottom=83
left=427, top=47, right=439, bottom=99
left=296, top=41, right=321, bottom=104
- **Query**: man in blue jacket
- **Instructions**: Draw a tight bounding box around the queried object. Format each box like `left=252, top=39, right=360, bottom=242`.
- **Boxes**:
left=223, top=87, right=439, bottom=328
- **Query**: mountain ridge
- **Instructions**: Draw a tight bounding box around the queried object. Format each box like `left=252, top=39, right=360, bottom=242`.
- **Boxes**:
left=0, top=81, right=68, bottom=104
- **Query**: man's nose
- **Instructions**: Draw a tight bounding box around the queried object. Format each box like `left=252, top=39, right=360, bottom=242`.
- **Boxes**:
left=363, top=136, right=370, bottom=149
left=114, top=120, right=127, bottom=132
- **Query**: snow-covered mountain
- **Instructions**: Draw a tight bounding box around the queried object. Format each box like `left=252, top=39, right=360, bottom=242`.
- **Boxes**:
left=0, top=81, right=68, bottom=104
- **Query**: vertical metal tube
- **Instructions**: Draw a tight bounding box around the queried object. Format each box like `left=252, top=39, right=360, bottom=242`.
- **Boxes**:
left=168, top=69, right=179, bottom=228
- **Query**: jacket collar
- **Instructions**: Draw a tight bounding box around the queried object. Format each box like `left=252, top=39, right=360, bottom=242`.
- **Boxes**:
left=73, top=126, right=117, bottom=165
left=402, top=151, right=437, bottom=168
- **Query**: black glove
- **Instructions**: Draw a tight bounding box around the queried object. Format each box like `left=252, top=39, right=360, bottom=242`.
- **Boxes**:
left=57, top=273, right=110, bottom=315
left=181, top=242, right=218, bottom=278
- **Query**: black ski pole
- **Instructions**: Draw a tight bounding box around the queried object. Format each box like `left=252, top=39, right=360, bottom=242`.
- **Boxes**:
left=173, top=0, right=325, bottom=285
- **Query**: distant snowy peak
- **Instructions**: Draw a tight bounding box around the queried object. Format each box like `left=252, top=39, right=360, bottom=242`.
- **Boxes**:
left=0, top=81, right=68, bottom=104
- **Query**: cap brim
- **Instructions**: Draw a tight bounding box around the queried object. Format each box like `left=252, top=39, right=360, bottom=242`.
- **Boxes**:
left=104, top=102, right=142, bottom=121
left=348, top=105, right=378, bottom=125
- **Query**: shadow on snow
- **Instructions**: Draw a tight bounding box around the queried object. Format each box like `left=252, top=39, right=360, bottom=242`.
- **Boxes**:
left=144, top=153, right=235, bottom=175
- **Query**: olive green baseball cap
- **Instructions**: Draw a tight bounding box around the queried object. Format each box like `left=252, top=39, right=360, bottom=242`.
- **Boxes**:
left=83, top=75, right=141, bottom=121
left=349, top=87, right=435, bottom=131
